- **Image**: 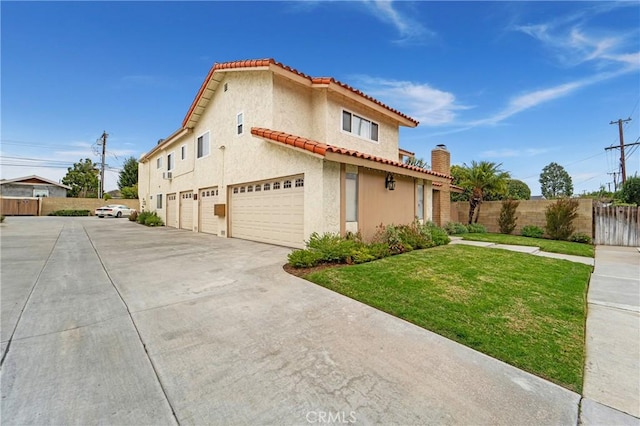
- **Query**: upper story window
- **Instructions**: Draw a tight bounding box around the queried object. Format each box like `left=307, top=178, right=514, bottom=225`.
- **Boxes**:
left=181, top=145, right=186, bottom=160
left=237, top=112, right=244, bottom=135
left=197, top=132, right=210, bottom=158
left=156, top=157, right=162, bottom=169
left=167, top=153, right=174, bottom=171
left=342, top=110, right=379, bottom=142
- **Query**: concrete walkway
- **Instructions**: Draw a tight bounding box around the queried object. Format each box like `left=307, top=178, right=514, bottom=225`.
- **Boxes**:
left=450, top=237, right=640, bottom=424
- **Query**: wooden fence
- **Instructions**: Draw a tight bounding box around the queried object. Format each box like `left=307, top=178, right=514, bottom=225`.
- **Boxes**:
left=1, top=197, right=40, bottom=216
left=594, top=206, right=640, bottom=246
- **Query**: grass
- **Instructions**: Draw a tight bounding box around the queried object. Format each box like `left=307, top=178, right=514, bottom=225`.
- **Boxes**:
left=460, top=233, right=594, bottom=258
left=304, top=245, right=591, bottom=392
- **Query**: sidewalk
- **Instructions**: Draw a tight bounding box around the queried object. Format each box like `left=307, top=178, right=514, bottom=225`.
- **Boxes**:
left=451, top=238, right=640, bottom=424
left=582, top=246, right=640, bottom=424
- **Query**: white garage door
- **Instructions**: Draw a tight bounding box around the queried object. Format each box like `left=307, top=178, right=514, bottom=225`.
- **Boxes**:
left=180, top=191, right=194, bottom=231
left=166, top=193, right=177, bottom=228
left=230, top=175, right=304, bottom=248
left=199, top=187, right=219, bottom=235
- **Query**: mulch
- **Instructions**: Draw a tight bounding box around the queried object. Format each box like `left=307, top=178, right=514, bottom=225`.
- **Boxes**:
left=282, top=262, right=346, bottom=278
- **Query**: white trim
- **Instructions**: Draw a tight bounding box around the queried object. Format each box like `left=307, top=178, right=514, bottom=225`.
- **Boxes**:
left=156, top=157, right=163, bottom=169
left=196, top=131, right=211, bottom=159
left=167, top=151, right=175, bottom=171
left=236, top=112, right=244, bottom=136
left=340, top=108, right=380, bottom=143
left=180, top=144, right=187, bottom=160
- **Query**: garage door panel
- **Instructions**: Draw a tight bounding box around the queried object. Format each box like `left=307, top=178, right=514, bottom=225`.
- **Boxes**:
left=231, top=177, right=304, bottom=248
left=180, top=191, right=193, bottom=231
left=199, top=187, right=219, bottom=235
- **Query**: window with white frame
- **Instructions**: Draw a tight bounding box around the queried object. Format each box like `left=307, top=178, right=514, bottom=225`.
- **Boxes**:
left=345, top=173, right=358, bottom=222
left=33, top=189, right=49, bottom=197
left=197, top=132, right=210, bottom=158
left=156, top=157, right=162, bottom=169
left=342, top=110, right=379, bottom=142
left=157, top=194, right=163, bottom=209
left=181, top=145, right=186, bottom=160
left=167, top=153, right=174, bottom=171
left=416, top=183, right=424, bottom=220
left=236, top=112, right=243, bottom=135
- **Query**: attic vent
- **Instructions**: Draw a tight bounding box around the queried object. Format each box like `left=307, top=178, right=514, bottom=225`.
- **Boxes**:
left=224, top=83, right=228, bottom=92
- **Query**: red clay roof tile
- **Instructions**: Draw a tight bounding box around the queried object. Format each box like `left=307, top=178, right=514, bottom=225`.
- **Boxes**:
left=251, top=127, right=452, bottom=180
left=183, top=59, right=419, bottom=128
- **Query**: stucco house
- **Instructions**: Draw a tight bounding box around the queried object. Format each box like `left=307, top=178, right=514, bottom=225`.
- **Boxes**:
left=0, top=175, right=70, bottom=198
left=139, top=58, right=454, bottom=248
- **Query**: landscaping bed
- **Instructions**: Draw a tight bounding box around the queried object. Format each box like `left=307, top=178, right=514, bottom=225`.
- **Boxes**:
left=460, top=232, right=594, bottom=257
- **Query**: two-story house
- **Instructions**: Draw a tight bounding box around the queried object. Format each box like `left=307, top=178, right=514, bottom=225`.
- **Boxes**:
left=138, top=59, right=453, bottom=248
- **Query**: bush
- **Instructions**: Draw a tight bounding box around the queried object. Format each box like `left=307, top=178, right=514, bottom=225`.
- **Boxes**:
left=466, top=223, right=486, bottom=233
left=287, top=249, right=324, bottom=268
left=48, top=210, right=91, bottom=216
left=521, top=225, right=544, bottom=238
left=545, top=198, right=579, bottom=240
left=616, top=176, right=640, bottom=205
left=135, top=211, right=164, bottom=227
left=307, top=232, right=359, bottom=263
left=424, top=222, right=450, bottom=246
left=128, top=210, right=138, bottom=222
left=498, top=199, right=519, bottom=234
left=570, top=233, right=592, bottom=244
left=444, top=222, right=469, bottom=235
left=0, top=215, right=4, bottom=223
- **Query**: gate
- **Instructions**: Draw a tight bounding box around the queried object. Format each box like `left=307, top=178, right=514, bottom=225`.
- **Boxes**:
left=1, top=198, right=40, bottom=216
left=594, top=206, right=640, bottom=246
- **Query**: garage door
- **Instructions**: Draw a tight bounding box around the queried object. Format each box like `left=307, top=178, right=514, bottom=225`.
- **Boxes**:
left=230, top=175, right=304, bottom=248
left=199, top=187, right=219, bottom=235
left=179, top=191, right=193, bottom=231
left=166, top=193, right=177, bottom=228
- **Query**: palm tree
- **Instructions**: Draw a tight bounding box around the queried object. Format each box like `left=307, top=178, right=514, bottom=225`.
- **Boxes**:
left=457, top=161, right=510, bottom=224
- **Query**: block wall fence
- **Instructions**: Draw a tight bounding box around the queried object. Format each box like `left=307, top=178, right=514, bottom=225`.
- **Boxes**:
left=450, top=199, right=594, bottom=237
left=39, top=198, right=140, bottom=216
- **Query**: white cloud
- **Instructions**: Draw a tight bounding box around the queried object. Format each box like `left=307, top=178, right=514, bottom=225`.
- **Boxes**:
left=362, top=0, right=433, bottom=43
left=350, top=75, right=470, bottom=125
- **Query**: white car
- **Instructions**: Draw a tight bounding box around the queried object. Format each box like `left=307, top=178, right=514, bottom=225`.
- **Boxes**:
left=95, top=204, right=135, bottom=218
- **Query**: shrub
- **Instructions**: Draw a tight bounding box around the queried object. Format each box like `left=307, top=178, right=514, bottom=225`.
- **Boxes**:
left=0, top=215, right=4, bottom=223
left=307, top=232, right=359, bottom=263
left=521, top=225, right=544, bottom=238
left=616, top=176, right=640, bottom=205
left=349, top=247, right=376, bottom=264
left=367, top=242, right=391, bottom=259
left=144, top=212, right=164, bottom=227
left=545, top=198, right=579, bottom=240
left=466, top=223, right=486, bottom=233
left=48, top=210, right=91, bottom=216
left=424, top=222, right=450, bottom=246
left=444, top=222, right=469, bottom=235
left=373, top=224, right=408, bottom=254
left=498, top=199, right=519, bottom=234
left=136, top=211, right=151, bottom=224
left=570, top=233, right=592, bottom=244
left=103, top=193, right=112, bottom=201
left=128, top=210, right=138, bottom=222
left=287, top=249, right=324, bottom=268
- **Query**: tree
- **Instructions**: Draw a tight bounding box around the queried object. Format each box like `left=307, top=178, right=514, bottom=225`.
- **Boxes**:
left=62, top=158, right=99, bottom=198
left=539, top=162, right=573, bottom=199
left=506, top=179, right=531, bottom=200
left=456, top=161, right=510, bottom=224
left=118, top=157, right=139, bottom=190
left=617, top=176, right=640, bottom=205
left=498, top=199, right=520, bottom=234
left=404, top=156, right=429, bottom=169
left=121, top=183, right=139, bottom=199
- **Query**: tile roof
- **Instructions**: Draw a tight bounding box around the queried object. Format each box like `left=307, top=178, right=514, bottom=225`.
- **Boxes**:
left=183, top=58, right=419, bottom=128
left=251, top=128, right=452, bottom=180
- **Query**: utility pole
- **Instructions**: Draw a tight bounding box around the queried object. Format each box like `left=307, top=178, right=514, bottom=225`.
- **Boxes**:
left=607, top=171, right=618, bottom=192
left=607, top=118, right=632, bottom=185
left=98, top=131, right=108, bottom=199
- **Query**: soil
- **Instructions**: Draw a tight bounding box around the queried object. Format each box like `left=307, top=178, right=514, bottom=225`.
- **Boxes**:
left=282, top=262, right=346, bottom=278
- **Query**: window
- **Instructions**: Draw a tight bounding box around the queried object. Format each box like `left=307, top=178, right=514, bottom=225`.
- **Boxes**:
left=33, top=189, right=49, bottom=197
left=295, top=178, right=304, bottom=188
left=197, top=132, right=210, bottom=158
left=156, top=157, right=162, bottom=169
left=233, top=188, right=238, bottom=194
left=346, top=173, right=358, bottom=222
left=157, top=194, right=163, bottom=209
left=255, top=185, right=261, bottom=192
left=342, top=110, right=379, bottom=142
left=167, top=153, right=174, bottom=171
left=263, top=183, right=270, bottom=191
left=417, top=184, right=424, bottom=221
left=283, top=180, right=292, bottom=189
left=237, top=112, right=243, bottom=135
left=247, top=185, right=253, bottom=193
left=273, top=182, right=280, bottom=190
left=240, top=186, right=246, bottom=193
left=181, top=145, right=186, bottom=160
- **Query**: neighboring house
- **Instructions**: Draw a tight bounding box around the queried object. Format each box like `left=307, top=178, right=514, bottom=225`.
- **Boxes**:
left=139, top=58, right=454, bottom=248
left=0, top=175, right=70, bottom=198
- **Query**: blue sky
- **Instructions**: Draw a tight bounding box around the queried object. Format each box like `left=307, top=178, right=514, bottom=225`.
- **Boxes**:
left=2, top=1, right=639, bottom=195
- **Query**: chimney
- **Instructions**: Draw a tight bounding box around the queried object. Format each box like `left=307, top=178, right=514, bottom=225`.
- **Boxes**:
left=431, top=144, right=450, bottom=176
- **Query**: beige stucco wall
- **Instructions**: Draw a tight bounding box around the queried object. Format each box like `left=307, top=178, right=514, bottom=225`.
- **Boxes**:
left=451, top=199, right=594, bottom=236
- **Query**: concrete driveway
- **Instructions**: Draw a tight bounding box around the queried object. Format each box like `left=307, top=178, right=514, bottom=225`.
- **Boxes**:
left=1, top=217, right=580, bottom=425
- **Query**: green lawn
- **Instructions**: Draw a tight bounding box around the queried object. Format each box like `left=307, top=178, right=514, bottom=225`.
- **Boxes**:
left=304, top=245, right=592, bottom=392
left=460, top=233, right=594, bottom=258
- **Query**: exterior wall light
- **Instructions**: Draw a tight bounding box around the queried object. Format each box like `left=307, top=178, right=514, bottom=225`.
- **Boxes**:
left=385, top=173, right=396, bottom=190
